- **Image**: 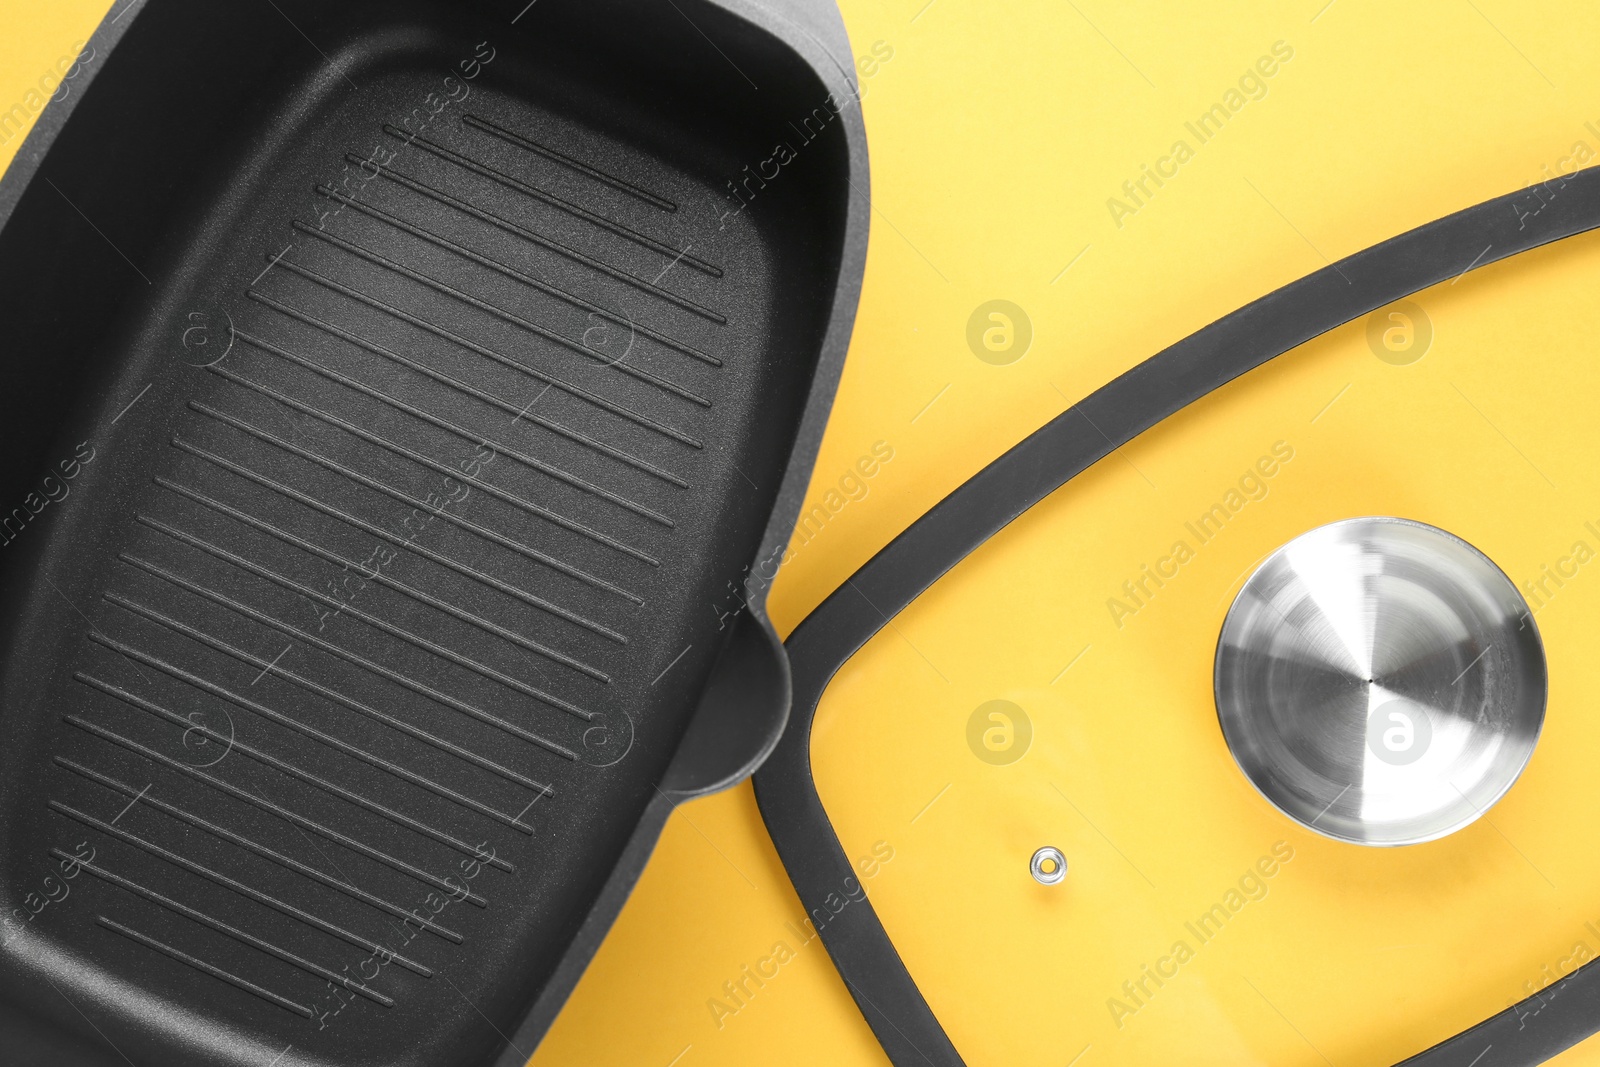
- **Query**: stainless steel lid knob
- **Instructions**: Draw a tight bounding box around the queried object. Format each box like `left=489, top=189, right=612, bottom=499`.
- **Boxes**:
left=1215, top=517, right=1546, bottom=846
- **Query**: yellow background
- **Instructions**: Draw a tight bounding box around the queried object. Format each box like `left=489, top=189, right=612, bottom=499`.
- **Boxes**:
left=6, top=1, right=1600, bottom=1065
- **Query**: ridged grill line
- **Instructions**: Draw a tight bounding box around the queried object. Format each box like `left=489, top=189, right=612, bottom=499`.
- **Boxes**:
left=76, top=671, right=510, bottom=871
left=249, top=287, right=688, bottom=489
left=179, top=409, right=645, bottom=598
left=135, top=515, right=604, bottom=715
left=57, top=758, right=469, bottom=942
left=52, top=794, right=434, bottom=977
left=290, top=221, right=713, bottom=407
left=205, top=364, right=661, bottom=567
left=21, top=85, right=770, bottom=1044
left=65, top=712, right=498, bottom=898
left=314, top=183, right=722, bottom=364
left=461, top=113, right=679, bottom=214
left=267, top=252, right=702, bottom=449
left=119, top=554, right=588, bottom=758
left=86, top=629, right=540, bottom=833
left=354, top=156, right=723, bottom=322
left=60, top=850, right=393, bottom=1007
left=97, top=916, right=314, bottom=1018
left=154, top=474, right=614, bottom=681
left=170, top=433, right=629, bottom=633
left=104, top=592, right=572, bottom=781
left=383, top=125, right=723, bottom=277
left=233, top=325, right=675, bottom=528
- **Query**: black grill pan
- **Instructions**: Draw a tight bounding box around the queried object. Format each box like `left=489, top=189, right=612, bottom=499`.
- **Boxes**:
left=0, top=1, right=867, bottom=1064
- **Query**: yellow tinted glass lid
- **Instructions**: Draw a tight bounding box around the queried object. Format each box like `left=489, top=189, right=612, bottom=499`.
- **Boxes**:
left=756, top=172, right=1600, bottom=1067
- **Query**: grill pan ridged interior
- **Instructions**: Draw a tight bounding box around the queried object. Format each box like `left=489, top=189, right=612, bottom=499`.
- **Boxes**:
left=0, top=1, right=855, bottom=1064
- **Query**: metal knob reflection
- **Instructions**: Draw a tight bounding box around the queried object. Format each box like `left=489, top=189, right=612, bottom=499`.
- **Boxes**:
left=1215, top=517, right=1546, bottom=846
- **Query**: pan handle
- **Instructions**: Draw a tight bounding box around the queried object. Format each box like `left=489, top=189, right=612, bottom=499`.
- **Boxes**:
left=660, top=610, right=791, bottom=798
